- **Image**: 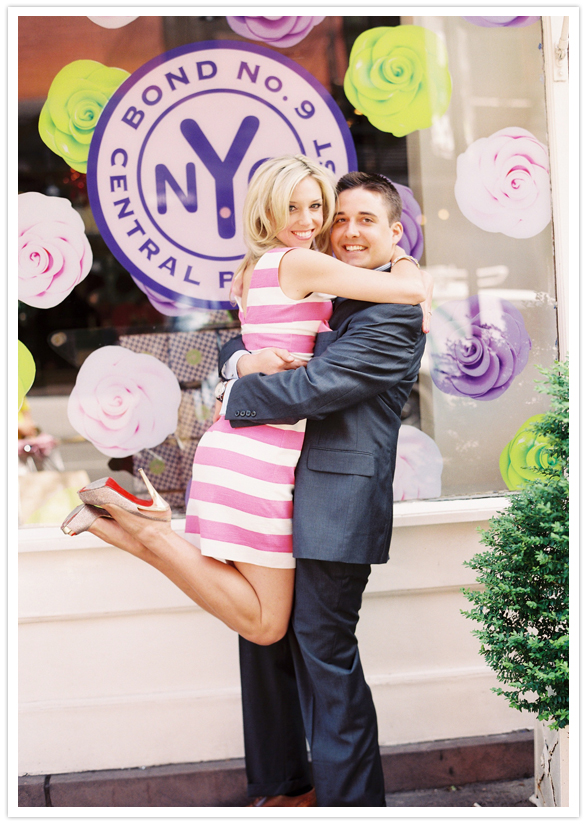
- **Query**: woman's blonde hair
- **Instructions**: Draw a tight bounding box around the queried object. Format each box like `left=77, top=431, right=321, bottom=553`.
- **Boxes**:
left=234, top=154, right=337, bottom=286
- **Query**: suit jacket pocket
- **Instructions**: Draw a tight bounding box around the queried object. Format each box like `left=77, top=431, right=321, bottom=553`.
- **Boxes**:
left=306, top=447, right=374, bottom=477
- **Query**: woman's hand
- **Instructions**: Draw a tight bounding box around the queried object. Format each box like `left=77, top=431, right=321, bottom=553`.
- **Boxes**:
left=420, top=269, right=434, bottom=333
left=237, top=348, right=306, bottom=377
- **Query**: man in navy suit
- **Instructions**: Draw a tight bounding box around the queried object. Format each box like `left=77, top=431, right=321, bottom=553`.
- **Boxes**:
left=218, top=172, right=428, bottom=807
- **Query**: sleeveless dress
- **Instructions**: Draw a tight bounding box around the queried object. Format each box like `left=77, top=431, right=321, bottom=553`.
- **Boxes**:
left=184, top=247, right=333, bottom=568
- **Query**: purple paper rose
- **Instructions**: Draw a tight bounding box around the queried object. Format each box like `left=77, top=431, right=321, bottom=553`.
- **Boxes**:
left=454, top=127, right=551, bottom=238
left=429, top=295, right=532, bottom=401
left=394, top=182, right=424, bottom=260
left=462, top=17, right=540, bottom=28
left=18, top=192, right=93, bottom=309
left=226, top=16, right=324, bottom=48
left=130, top=275, right=195, bottom=317
left=68, top=346, right=181, bottom=457
left=393, top=426, right=443, bottom=501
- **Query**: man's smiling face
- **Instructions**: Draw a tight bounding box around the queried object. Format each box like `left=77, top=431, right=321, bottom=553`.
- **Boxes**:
left=330, top=187, right=403, bottom=270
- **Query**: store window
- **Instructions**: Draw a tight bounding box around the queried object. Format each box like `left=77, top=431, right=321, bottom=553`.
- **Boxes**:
left=17, top=14, right=559, bottom=525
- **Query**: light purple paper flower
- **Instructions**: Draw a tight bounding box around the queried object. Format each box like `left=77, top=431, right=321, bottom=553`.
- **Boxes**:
left=394, top=182, right=424, bottom=260
left=130, top=275, right=195, bottom=317
left=226, top=16, right=324, bottom=48
left=454, top=127, right=551, bottom=238
left=462, top=16, right=540, bottom=28
left=429, top=295, right=531, bottom=401
left=68, top=346, right=181, bottom=457
left=393, top=425, right=443, bottom=501
left=18, top=192, right=93, bottom=308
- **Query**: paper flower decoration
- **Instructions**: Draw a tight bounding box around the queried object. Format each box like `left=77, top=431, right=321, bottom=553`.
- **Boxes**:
left=429, top=295, right=531, bottom=401
left=454, top=127, right=551, bottom=239
left=68, top=346, right=181, bottom=457
left=39, top=60, right=129, bottom=174
left=393, top=425, right=443, bottom=500
left=394, top=182, right=424, bottom=260
left=18, top=192, right=93, bottom=309
left=18, top=341, right=36, bottom=410
left=344, top=25, right=452, bottom=137
left=500, top=414, right=558, bottom=490
left=226, top=16, right=324, bottom=47
left=87, top=16, right=139, bottom=28
left=462, top=17, right=540, bottom=28
left=130, top=275, right=195, bottom=317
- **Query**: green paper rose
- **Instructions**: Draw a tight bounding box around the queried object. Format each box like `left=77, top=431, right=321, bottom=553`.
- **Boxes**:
left=18, top=340, right=36, bottom=410
left=39, top=60, right=129, bottom=173
left=344, top=25, right=452, bottom=137
left=499, top=414, right=559, bottom=491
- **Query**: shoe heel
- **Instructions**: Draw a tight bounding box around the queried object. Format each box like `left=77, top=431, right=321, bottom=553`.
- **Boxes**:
left=137, top=468, right=169, bottom=513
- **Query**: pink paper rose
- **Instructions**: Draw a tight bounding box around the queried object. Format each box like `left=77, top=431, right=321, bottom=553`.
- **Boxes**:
left=18, top=192, right=93, bottom=308
left=454, top=127, right=551, bottom=238
left=68, top=346, right=181, bottom=457
left=393, top=425, right=443, bottom=501
left=226, top=16, right=324, bottom=48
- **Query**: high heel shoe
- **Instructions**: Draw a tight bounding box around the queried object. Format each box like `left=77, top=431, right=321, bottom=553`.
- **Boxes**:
left=77, top=468, right=171, bottom=521
left=61, top=504, right=113, bottom=536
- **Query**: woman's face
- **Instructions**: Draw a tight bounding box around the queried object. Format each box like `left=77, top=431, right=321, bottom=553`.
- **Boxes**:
left=275, top=176, right=324, bottom=249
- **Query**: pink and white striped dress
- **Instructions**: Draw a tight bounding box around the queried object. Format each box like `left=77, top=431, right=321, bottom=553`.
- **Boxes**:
left=184, top=247, right=333, bottom=568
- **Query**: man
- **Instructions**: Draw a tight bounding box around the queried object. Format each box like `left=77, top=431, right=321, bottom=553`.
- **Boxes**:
left=218, top=172, right=428, bottom=807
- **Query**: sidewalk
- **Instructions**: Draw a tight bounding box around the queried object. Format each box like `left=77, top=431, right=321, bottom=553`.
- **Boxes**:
left=385, top=778, right=535, bottom=807
left=18, top=731, right=536, bottom=807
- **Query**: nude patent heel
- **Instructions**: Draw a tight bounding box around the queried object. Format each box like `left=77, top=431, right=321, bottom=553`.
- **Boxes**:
left=77, top=469, right=171, bottom=521
left=61, top=503, right=113, bottom=536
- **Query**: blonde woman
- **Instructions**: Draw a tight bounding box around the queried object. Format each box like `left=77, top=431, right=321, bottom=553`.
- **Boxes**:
left=62, top=155, right=426, bottom=645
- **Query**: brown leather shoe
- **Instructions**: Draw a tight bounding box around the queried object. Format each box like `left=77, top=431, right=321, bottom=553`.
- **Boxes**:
left=247, top=788, right=317, bottom=807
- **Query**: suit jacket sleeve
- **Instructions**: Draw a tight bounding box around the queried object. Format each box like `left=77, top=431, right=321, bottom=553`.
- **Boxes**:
left=218, top=334, right=245, bottom=376
left=225, top=304, right=423, bottom=426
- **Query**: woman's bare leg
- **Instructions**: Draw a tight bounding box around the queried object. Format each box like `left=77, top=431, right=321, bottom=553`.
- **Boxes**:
left=95, top=504, right=295, bottom=646
left=88, top=517, right=225, bottom=621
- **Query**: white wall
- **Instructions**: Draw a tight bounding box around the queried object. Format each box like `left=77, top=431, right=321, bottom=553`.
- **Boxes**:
left=19, top=500, right=532, bottom=776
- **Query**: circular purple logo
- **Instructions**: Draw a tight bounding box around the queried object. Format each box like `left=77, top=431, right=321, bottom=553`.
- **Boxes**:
left=88, top=40, right=357, bottom=309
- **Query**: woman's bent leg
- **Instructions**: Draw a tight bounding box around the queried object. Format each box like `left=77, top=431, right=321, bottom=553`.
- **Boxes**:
left=95, top=503, right=294, bottom=645
left=89, top=517, right=225, bottom=619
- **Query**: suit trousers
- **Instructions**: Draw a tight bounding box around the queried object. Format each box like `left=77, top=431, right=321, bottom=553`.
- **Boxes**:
left=238, top=559, right=386, bottom=807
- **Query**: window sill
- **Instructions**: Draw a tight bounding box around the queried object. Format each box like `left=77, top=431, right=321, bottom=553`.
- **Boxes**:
left=392, top=495, right=510, bottom=527
left=17, top=496, right=510, bottom=553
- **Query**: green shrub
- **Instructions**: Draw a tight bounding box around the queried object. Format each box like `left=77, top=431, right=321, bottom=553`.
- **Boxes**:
left=462, top=360, right=569, bottom=730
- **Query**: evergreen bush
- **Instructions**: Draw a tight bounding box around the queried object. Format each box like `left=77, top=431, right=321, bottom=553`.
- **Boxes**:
left=462, top=360, right=569, bottom=730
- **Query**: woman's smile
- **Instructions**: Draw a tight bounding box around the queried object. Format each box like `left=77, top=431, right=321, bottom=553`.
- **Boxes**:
left=276, top=176, right=324, bottom=249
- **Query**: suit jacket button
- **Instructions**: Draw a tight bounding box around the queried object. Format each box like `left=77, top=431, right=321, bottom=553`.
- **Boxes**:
left=251, top=411, right=257, bottom=417
left=235, top=410, right=241, bottom=417
left=245, top=410, right=251, bottom=417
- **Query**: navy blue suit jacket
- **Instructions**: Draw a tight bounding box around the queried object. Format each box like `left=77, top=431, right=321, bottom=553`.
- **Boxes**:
left=221, top=300, right=425, bottom=565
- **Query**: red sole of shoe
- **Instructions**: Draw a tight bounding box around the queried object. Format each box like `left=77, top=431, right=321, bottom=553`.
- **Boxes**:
left=81, top=477, right=153, bottom=507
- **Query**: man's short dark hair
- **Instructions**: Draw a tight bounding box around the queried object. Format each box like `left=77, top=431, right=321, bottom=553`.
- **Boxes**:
left=336, top=171, right=403, bottom=224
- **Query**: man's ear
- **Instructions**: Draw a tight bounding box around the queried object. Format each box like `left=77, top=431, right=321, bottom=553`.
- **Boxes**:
left=391, top=221, right=404, bottom=243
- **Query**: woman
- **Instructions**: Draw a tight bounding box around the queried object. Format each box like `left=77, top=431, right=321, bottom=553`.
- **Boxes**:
left=61, top=155, right=427, bottom=645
